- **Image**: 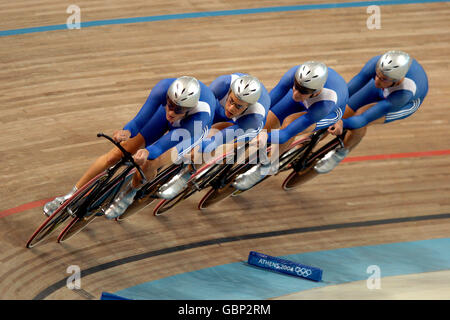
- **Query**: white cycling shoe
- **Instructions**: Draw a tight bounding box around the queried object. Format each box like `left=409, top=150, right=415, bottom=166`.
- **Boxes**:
left=232, top=163, right=274, bottom=191
left=314, top=147, right=349, bottom=174
left=156, top=166, right=194, bottom=200
left=104, top=187, right=138, bottom=220
left=43, top=186, right=77, bottom=217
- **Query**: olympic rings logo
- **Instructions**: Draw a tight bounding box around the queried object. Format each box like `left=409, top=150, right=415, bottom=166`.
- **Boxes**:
left=295, top=267, right=312, bottom=277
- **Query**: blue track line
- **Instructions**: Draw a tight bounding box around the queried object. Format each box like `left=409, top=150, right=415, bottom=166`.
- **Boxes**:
left=1, top=0, right=448, bottom=37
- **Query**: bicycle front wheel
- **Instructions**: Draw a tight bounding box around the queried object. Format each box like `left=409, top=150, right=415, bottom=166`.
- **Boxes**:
left=26, top=171, right=107, bottom=248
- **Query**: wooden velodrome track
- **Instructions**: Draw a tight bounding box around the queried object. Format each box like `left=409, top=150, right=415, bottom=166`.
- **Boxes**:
left=0, top=0, right=449, bottom=300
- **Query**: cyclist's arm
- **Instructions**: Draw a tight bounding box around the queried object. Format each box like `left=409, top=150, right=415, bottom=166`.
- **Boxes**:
left=123, top=79, right=169, bottom=138
left=269, top=66, right=297, bottom=107
left=347, top=56, right=379, bottom=97
left=342, top=90, right=412, bottom=129
left=201, top=113, right=264, bottom=153
left=146, top=112, right=210, bottom=160
left=268, top=101, right=334, bottom=144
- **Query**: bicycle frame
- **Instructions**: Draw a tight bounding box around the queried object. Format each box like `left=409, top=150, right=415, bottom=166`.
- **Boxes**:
left=68, top=133, right=148, bottom=219
left=291, top=129, right=347, bottom=172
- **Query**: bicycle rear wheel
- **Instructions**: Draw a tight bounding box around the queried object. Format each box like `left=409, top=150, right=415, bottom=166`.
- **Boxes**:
left=197, top=162, right=249, bottom=209
left=197, top=184, right=237, bottom=210
left=116, top=164, right=183, bottom=220
left=153, top=186, right=194, bottom=216
left=282, top=163, right=318, bottom=191
left=26, top=171, right=107, bottom=248
left=282, top=133, right=344, bottom=190
left=153, top=160, right=235, bottom=215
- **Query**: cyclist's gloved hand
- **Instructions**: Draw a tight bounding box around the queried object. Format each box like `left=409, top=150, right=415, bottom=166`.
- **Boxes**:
left=133, top=148, right=149, bottom=167
left=328, top=119, right=343, bottom=136
left=113, top=129, right=131, bottom=143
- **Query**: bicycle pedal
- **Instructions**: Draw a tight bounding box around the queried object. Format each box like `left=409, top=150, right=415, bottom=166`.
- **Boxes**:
left=66, top=206, right=77, bottom=218
left=191, top=181, right=202, bottom=191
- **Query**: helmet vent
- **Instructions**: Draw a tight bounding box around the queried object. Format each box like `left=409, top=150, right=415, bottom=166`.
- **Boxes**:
left=312, top=75, right=318, bottom=78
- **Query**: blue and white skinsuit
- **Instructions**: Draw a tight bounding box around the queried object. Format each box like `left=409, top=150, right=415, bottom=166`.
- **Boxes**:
left=123, top=78, right=216, bottom=162
left=343, top=56, right=428, bottom=129
left=198, top=73, right=271, bottom=156
left=267, top=66, right=349, bottom=145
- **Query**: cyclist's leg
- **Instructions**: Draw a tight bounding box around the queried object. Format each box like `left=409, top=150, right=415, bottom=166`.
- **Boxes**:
left=104, top=146, right=176, bottom=219
left=264, top=111, right=281, bottom=131
left=232, top=112, right=315, bottom=190
left=348, top=96, right=423, bottom=142
left=43, top=134, right=146, bottom=216
left=232, top=92, right=310, bottom=190
left=276, top=112, right=314, bottom=157
left=131, top=147, right=175, bottom=188
left=151, top=120, right=212, bottom=200
left=314, top=103, right=385, bottom=174
left=196, top=122, right=235, bottom=166
left=77, top=107, right=168, bottom=190
left=262, top=92, right=308, bottom=161
left=341, top=80, right=384, bottom=151
left=266, top=89, right=302, bottom=132
left=342, top=103, right=383, bottom=151
left=75, top=134, right=145, bottom=189
left=261, top=111, right=314, bottom=167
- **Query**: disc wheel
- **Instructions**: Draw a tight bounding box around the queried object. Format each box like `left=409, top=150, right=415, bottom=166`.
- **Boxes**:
left=153, top=187, right=193, bottom=216
left=57, top=211, right=98, bottom=243
left=116, top=164, right=183, bottom=221
left=197, top=184, right=237, bottom=210
left=26, top=172, right=107, bottom=248
left=282, top=163, right=318, bottom=191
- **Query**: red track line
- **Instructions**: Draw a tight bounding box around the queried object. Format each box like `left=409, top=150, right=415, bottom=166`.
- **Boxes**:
left=1, top=149, right=449, bottom=219
left=0, top=198, right=53, bottom=219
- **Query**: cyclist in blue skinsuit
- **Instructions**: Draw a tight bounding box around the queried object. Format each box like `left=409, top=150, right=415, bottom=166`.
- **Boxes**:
left=233, top=61, right=348, bottom=190
left=156, top=74, right=271, bottom=199
left=43, top=76, right=216, bottom=219
left=315, top=50, right=429, bottom=173
left=204, top=73, right=270, bottom=152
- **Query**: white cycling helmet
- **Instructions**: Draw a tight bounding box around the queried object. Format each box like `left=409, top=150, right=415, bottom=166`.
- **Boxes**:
left=230, top=75, right=262, bottom=105
left=295, top=61, right=328, bottom=92
left=376, top=50, right=412, bottom=82
left=167, top=76, right=201, bottom=108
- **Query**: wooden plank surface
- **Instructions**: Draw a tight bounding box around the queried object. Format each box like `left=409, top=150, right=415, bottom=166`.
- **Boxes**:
left=0, top=0, right=449, bottom=299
